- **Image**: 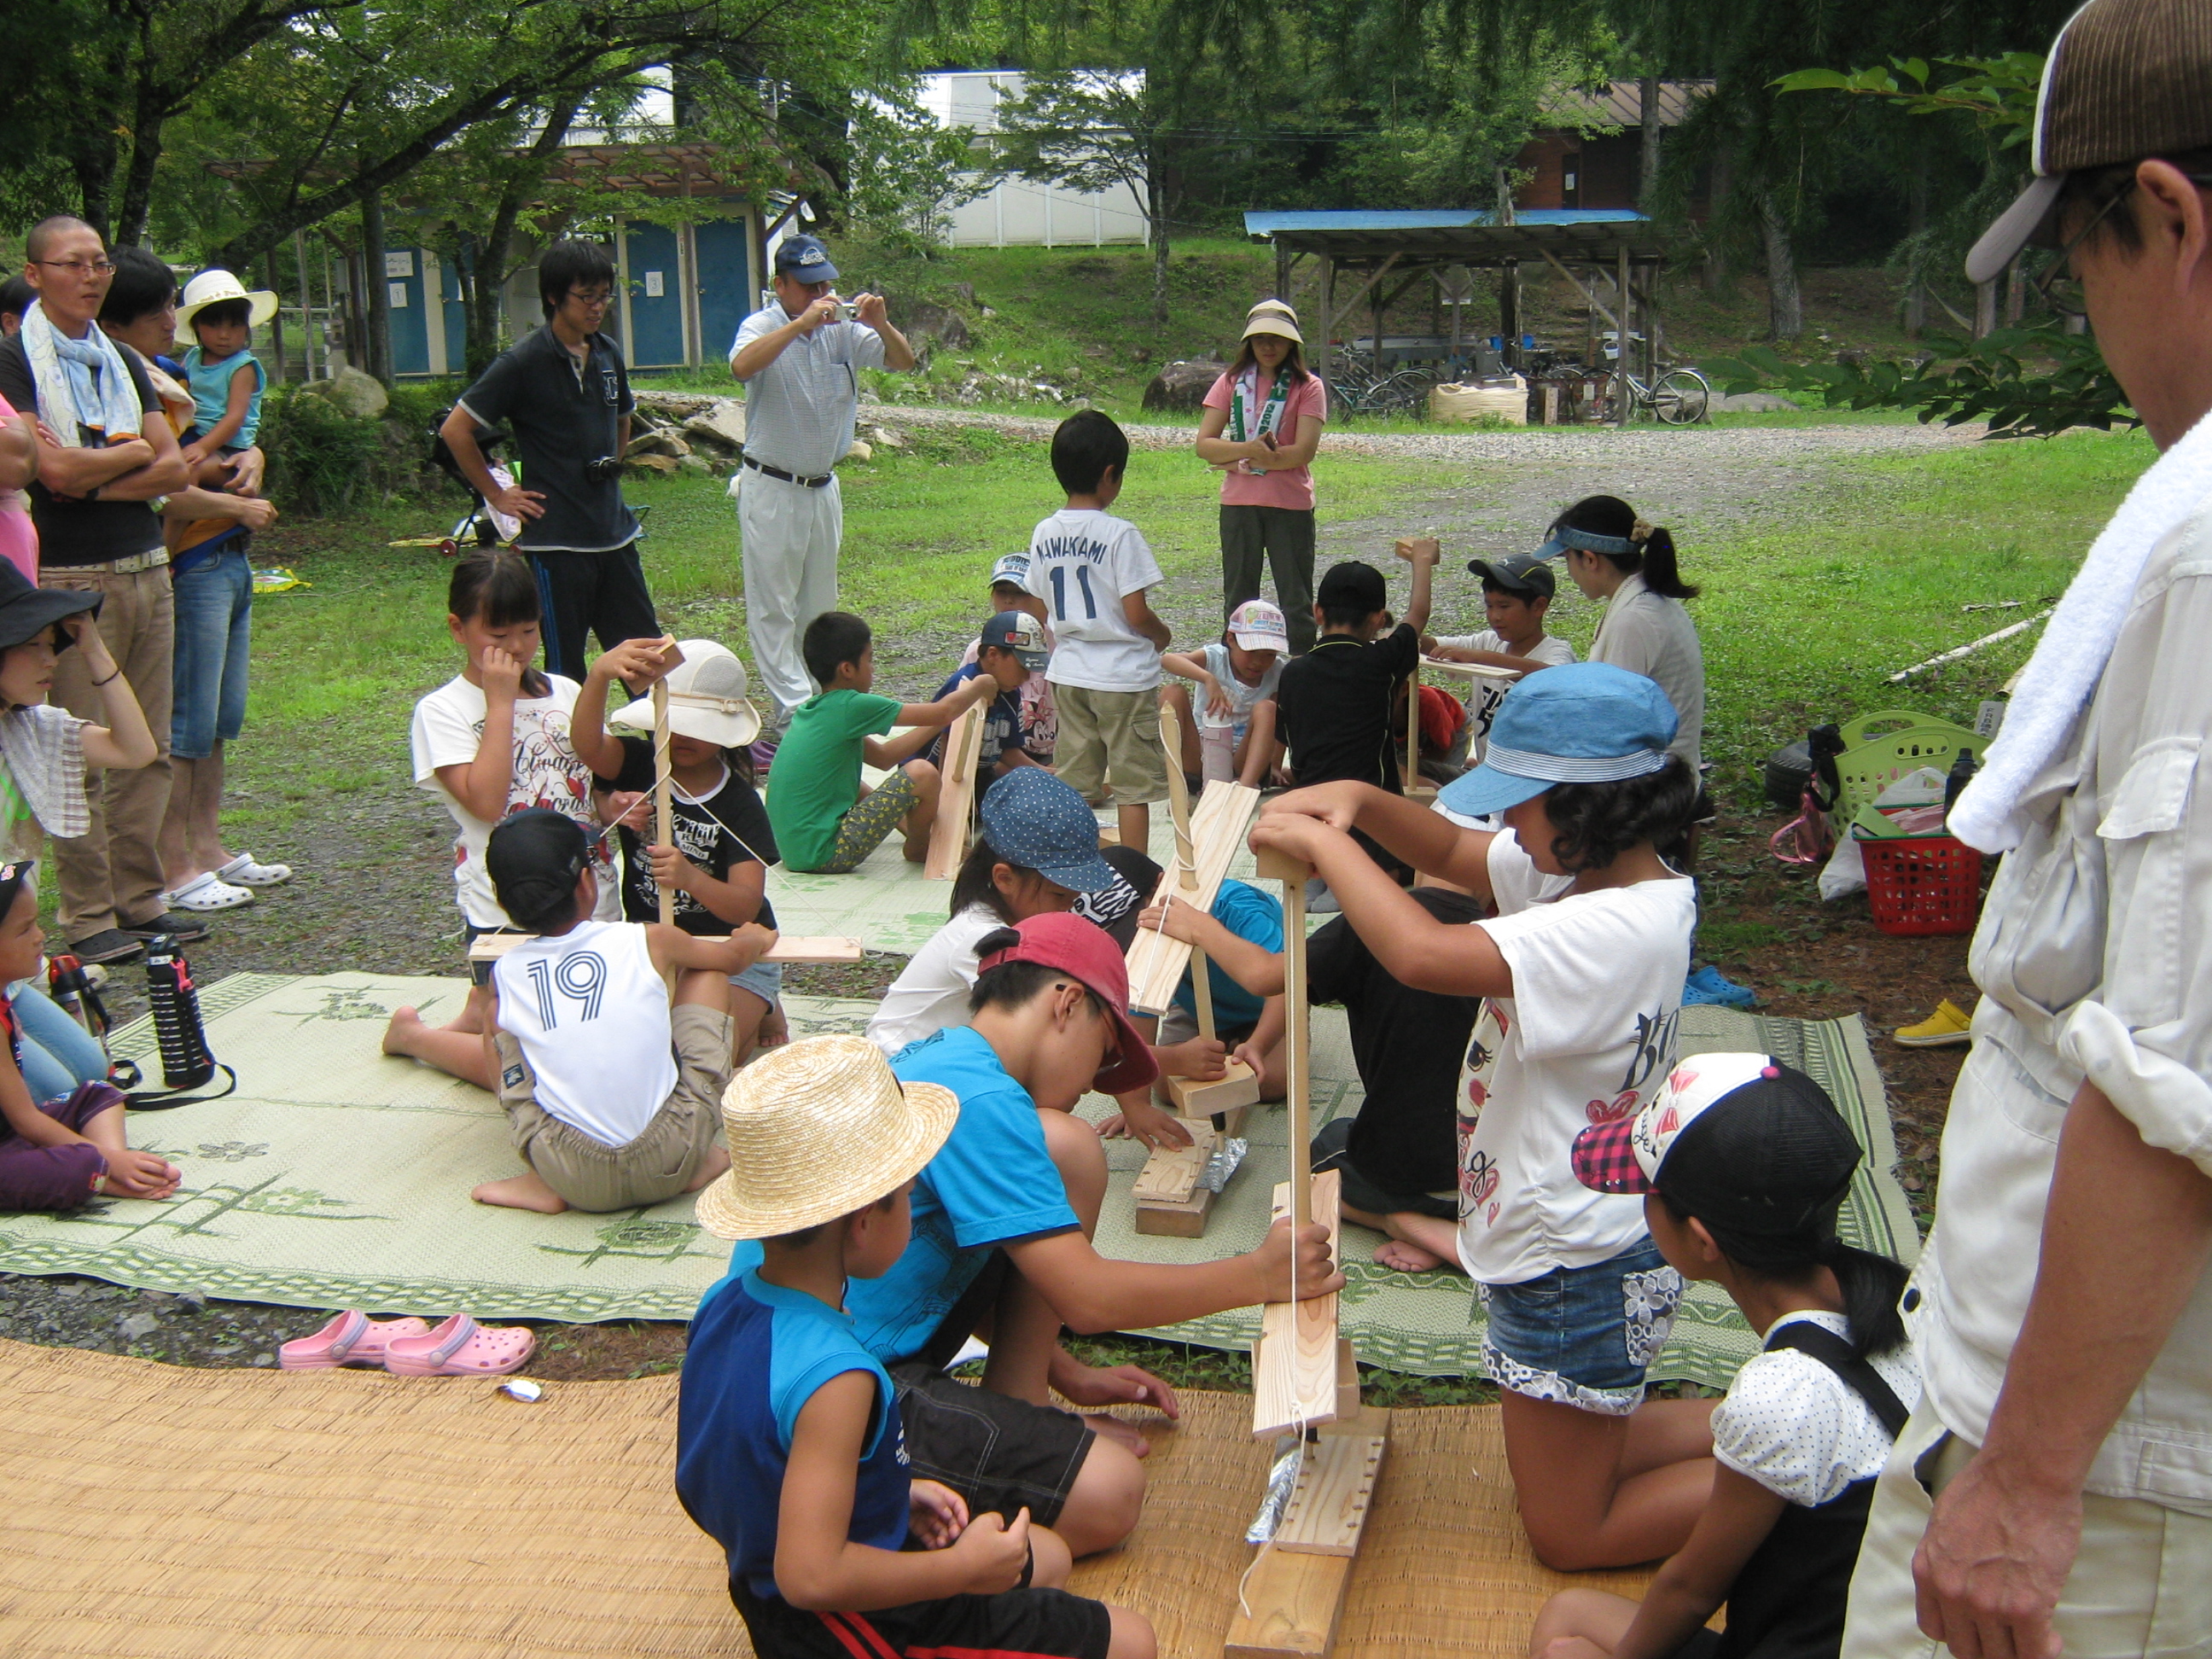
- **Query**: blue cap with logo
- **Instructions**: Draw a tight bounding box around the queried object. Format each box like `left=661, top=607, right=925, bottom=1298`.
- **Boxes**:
left=981, top=611, right=1049, bottom=671
left=773, top=234, right=840, bottom=284
left=1436, top=661, right=1679, bottom=818
left=990, top=552, right=1032, bottom=587
left=977, top=768, right=1115, bottom=894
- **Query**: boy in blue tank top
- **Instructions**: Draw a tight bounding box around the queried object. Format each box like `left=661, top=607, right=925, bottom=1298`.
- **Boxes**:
left=679, top=1033, right=1151, bottom=1659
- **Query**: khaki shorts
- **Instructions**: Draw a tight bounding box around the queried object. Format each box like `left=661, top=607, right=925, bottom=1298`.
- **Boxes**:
left=1054, top=684, right=1167, bottom=807
left=492, top=1004, right=732, bottom=1213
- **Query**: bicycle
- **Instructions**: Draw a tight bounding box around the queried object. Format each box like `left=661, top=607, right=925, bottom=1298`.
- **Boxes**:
left=1589, top=363, right=1712, bottom=425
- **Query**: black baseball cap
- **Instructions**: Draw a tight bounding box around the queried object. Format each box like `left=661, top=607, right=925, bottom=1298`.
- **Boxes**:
left=1573, top=1052, right=1862, bottom=1238
left=486, top=808, right=589, bottom=923
left=1968, top=0, right=2212, bottom=283
left=773, top=234, right=840, bottom=284
left=1469, top=552, right=1557, bottom=598
left=1317, top=561, right=1387, bottom=614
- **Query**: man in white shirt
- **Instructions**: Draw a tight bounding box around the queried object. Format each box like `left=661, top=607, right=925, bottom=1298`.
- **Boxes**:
left=1842, top=4, right=2212, bottom=1655
left=727, top=236, right=916, bottom=721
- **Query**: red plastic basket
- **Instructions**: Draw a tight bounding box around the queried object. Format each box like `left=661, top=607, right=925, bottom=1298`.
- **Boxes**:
left=1860, top=833, right=1983, bottom=936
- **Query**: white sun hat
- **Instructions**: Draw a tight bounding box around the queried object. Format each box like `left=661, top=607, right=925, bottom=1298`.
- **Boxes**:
left=174, top=269, right=280, bottom=346
left=694, top=1035, right=958, bottom=1240
left=609, top=639, right=762, bottom=748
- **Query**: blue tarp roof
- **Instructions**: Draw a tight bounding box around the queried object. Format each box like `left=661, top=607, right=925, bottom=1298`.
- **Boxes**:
left=1243, top=208, right=1647, bottom=236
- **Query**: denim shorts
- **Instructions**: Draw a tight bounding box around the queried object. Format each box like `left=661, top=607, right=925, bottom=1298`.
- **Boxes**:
left=1478, top=1237, right=1682, bottom=1415
left=170, top=544, right=253, bottom=759
left=729, top=958, right=783, bottom=1009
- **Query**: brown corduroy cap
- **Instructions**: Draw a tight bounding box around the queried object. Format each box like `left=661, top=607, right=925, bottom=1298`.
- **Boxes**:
left=1967, top=0, right=2212, bottom=283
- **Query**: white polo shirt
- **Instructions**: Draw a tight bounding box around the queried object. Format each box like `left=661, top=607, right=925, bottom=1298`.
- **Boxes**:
left=728, top=303, right=886, bottom=478
left=1587, top=571, right=1705, bottom=771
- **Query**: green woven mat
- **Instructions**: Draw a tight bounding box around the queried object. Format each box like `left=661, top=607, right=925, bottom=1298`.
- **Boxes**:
left=1081, top=1003, right=1921, bottom=1389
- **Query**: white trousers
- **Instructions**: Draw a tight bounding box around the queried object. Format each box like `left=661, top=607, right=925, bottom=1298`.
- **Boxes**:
left=736, top=468, right=842, bottom=715
left=1843, top=1396, right=2212, bottom=1658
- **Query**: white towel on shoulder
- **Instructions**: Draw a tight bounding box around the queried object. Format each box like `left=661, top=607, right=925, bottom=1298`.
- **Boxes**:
left=18, top=299, right=145, bottom=449
left=1950, top=408, right=2212, bottom=853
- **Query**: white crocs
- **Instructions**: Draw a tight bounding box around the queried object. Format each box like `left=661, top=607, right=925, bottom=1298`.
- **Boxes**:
left=217, top=853, right=292, bottom=888
left=168, top=872, right=255, bottom=911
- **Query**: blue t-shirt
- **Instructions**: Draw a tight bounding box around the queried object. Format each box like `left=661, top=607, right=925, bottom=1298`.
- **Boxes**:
left=1170, top=878, right=1283, bottom=1031
left=676, top=1270, right=911, bottom=1601
left=723, top=1025, right=1080, bottom=1364
left=928, top=662, right=1022, bottom=776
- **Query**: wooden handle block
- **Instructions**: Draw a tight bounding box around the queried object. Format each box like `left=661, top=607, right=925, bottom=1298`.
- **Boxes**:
left=923, top=702, right=986, bottom=880
left=1253, top=846, right=1313, bottom=885
left=1162, top=1059, right=1260, bottom=1117
left=1252, top=1169, right=1343, bottom=1440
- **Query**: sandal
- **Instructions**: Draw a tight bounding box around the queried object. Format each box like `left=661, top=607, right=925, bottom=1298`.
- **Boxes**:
left=382, top=1313, right=535, bottom=1377
left=217, top=853, right=292, bottom=888
left=279, top=1311, right=433, bottom=1371
left=167, top=872, right=255, bottom=912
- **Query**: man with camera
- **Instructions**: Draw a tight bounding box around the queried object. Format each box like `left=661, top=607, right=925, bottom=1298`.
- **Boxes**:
left=442, top=238, right=657, bottom=678
left=728, top=233, right=915, bottom=723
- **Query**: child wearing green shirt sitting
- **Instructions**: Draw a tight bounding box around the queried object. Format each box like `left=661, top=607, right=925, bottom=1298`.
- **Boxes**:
left=769, top=612, right=998, bottom=874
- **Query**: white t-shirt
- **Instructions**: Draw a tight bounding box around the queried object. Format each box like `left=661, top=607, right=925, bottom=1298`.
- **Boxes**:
left=492, top=921, right=677, bottom=1146
left=1713, top=1310, right=1924, bottom=1507
left=1455, top=831, right=1697, bottom=1284
left=1588, top=572, right=1704, bottom=771
left=867, top=905, right=1004, bottom=1057
left=1194, top=639, right=1284, bottom=732
left=410, top=673, right=620, bottom=930
left=1429, top=631, right=1578, bottom=762
left=1024, top=508, right=1165, bottom=692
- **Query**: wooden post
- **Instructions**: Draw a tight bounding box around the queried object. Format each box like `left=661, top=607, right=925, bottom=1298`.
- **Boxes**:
left=1615, top=241, right=1633, bottom=428
left=1499, top=259, right=1518, bottom=368
left=651, top=681, right=676, bottom=926
left=1317, top=254, right=1335, bottom=410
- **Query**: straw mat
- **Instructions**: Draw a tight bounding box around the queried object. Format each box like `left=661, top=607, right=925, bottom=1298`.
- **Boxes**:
left=0, top=1341, right=1652, bottom=1659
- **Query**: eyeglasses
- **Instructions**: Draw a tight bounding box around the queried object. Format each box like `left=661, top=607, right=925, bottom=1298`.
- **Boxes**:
left=2034, top=168, right=2212, bottom=318
left=33, top=259, right=115, bottom=279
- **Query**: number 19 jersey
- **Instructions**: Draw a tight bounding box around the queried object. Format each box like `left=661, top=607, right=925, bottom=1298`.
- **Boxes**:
left=1022, top=507, right=1165, bottom=692
left=492, top=920, right=677, bottom=1146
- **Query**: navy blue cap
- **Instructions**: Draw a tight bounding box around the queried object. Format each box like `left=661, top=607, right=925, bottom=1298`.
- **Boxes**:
left=1437, top=662, right=1678, bottom=818
left=980, top=610, right=1049, bottom=670
left=773, top=235, right=839, bottom=283
left=978, top=769, right=1115, bottom=893
left=1469, top=552, right=1557, bottom=597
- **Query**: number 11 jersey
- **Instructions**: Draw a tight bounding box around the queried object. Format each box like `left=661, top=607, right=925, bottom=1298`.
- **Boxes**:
left=491, top=920, right=677, bottom=1146
left=1022, top=507, right=1165, bottom=692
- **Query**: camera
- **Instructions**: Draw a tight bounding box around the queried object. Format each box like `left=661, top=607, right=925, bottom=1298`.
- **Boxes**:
left=584, top=454, right=622, bottom=484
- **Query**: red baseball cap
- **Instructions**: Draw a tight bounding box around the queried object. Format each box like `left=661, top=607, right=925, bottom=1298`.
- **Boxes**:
left=977, top=912, right=1159, bottom=1095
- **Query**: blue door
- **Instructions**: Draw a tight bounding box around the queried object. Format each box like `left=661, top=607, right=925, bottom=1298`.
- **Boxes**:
left=384, top=247, right=430, bottom=377
left=694, top=213, right=753, bottom=368
left=442, top=255, right=471, bottom=375
left=622, top=221, right=686, bottom=369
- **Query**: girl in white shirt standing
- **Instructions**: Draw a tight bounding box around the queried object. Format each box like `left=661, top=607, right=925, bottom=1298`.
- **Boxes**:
left=1531, top=1053, right=1918, bottom=1659
left=1253, top=662, right=1709, bottom=1569
left=1547, top=496, right=1705, bottom=780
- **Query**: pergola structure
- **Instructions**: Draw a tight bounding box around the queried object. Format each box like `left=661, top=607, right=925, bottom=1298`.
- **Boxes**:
left=1242, top=209, right=1672, bottom=425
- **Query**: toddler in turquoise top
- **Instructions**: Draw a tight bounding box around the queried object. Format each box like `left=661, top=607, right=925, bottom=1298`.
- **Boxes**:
left=173, top=270, right=273, bottom=488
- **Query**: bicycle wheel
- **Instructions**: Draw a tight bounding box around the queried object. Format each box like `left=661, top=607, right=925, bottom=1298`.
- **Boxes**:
left=1652, top=368, right=1711, bottom=426
left=1380, top=369, right=1437, bottom=417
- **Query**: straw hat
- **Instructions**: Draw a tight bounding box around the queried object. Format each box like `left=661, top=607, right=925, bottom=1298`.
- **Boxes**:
left=694, top=1035, right=957, bottom=1240
left=609, top=639, right=761, bottom=748
left=174, top=269, right=280, bottom=346
left=1242, top=300, right=1303, bottom=344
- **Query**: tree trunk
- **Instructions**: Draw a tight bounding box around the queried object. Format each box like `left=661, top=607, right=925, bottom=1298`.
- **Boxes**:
left=466, top=96, right=582, bottom=377
left=1638, top=75, right=1663, bottom=209
left=1703, top=143, right=1733, bottom=293
left=114, top=52, right=171, bottom=247
left=1148, top=167, right=1169, bottom=326
left=1760, top=193, right=1802, bottom=340
left=1905, top=153, right=1930, bottom=337
left=362, top=187, right=393, bottom=387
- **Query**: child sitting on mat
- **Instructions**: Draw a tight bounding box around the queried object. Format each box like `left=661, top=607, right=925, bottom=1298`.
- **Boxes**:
left=464, top=808, right=773, bottom=1214
left=1530, top=1054, right=1918, bottom=1659
left=679, top=1034, right=1151, bottom=1659
left=1250, top=662, right=1708, bottom=1571
left=0, top=861, right=178, bottom=1208
left=766, top=611, right=997, bottom=875
left=1160, top=599, right=1289, bottom=789
left=383, top=553, right=667, bottom=1071
left=571, top=637, right=783, bottom=1068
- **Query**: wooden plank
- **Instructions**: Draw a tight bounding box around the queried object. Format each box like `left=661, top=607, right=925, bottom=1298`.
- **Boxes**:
left=1163, top=1060, right=1260, bottom=1117
left=1223, top=1550, right=1351, bottom=1659
left=1131, top=1126, right=1214, bottom=1205
left=1252, top=1170, right=1342, bottom=1440
left=1417, top=655, right=1522, bottom=683
left=1124, top=781, right=1260, bottom=1016
left=469, top=933, right=863, bottom=971
left=1334, top=1339, right=1361, bottom=1426
left=1132, top=1181, right=1214, bottom=1237
left=923, top=701, right=985, bottom=880
left=1274, top=1407, right=1390, bottom=1557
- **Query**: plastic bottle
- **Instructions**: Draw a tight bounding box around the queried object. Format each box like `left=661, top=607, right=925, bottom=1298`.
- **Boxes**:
left=142, top=936, right=218, bottom=1092
left=1943, top=748, right=1979, bottom=824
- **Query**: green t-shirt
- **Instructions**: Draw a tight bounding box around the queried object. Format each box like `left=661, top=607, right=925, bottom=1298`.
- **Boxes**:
left=766, top=688, right=904, bottom=870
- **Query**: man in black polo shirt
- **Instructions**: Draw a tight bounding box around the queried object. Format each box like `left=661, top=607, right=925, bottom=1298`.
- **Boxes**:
left=0, top=216, right=199, bottom=965
left=439, top=239, right=657, bottom=679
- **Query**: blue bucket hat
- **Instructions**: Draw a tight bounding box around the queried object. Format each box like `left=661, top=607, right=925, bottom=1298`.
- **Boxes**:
left=1437, top=661, right=1678, bottom=818
left=774, top=234, right=840, bottom=284
left=977, top=768, right=1115, bottom=893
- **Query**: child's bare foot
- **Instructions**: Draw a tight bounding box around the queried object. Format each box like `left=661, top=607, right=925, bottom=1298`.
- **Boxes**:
left=472, top=1173, right=568, bottom=1214
left=1084, top=1414, right=1155, bottom=1459
left=1375, top=1237, right=1449, bottom=1272
left=684, top=1144, right=731, bottom=1193
left=382, top=1006, right=426, bottom=1057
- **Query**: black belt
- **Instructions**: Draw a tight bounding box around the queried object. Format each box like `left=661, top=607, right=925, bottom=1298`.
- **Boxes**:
left=742, top=456, right=834, bottom=488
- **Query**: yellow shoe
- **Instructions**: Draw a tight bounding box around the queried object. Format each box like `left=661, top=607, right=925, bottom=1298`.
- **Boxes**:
left=1896, top=998, right=1974, bottom=1047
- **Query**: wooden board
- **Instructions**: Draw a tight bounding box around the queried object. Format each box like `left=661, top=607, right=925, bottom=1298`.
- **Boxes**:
left=469, top=933, right=862, bottom=975
left=924, top=701, right=986, bottom=880
left=1274, top=1406, right=1390, bottom=1557
left=1124, top=781, right=1262, bottom=1016
left=1252, top=1169, right=1343, bottom=1440
left=1131, top=1126, right=1215, bottom=1206
left=1418, top=655, right=1522, bottom=684
left=1163, top=1059, right=1260, bottom=1117
left=1224, top=1549, right=1352, bottom=1659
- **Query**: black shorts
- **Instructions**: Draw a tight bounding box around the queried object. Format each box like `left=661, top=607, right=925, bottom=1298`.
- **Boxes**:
left=733, top=1579, right=1110, bottom=1659
left=891, top=1362, right=1095, bottom=1530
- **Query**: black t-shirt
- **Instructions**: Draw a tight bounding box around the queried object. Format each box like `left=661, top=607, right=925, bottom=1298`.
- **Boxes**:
left=1275, top=624, right=1419, bottom=792
left=0, top=334, right=165, bottom=563
left=1307, top=886, right=1486, bottom=1195
left=457, top=325, right=638, bottom=553
left=600, top=736, right=778, bottom=935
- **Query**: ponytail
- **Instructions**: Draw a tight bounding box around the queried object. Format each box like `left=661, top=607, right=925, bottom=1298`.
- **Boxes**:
left=950, top=838, right=1028, bottom=924
left=1551, top=493, right=1699, bottom=601
left=1633, top=526, right=1698, bottom=600
left=1658, top=1191, right=1910, bottom=1360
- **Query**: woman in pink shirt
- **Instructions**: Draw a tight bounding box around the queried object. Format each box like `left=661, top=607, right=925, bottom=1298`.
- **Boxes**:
left=0, top=393, right=35, bottom=581
left=1196, top=301, right=1326, bottom=654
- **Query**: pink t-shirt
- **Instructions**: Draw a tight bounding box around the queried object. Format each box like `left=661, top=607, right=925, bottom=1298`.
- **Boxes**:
left=1202, top=370, right=1325, bottom=512
left=0, top=395, right=36, bottom=582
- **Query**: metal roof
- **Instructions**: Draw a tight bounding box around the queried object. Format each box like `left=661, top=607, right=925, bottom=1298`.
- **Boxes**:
left=1537, top=79, right=1714, bottom=131
left=1243, top=209, right=1665, bottom=263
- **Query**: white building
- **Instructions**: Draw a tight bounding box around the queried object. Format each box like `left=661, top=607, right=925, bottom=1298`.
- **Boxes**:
left=916, top=70, right=1150, bottom=248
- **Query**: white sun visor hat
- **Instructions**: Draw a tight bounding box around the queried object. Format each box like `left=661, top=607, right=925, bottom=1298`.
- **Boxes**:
left=609, top=640, right=762, bottom=748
